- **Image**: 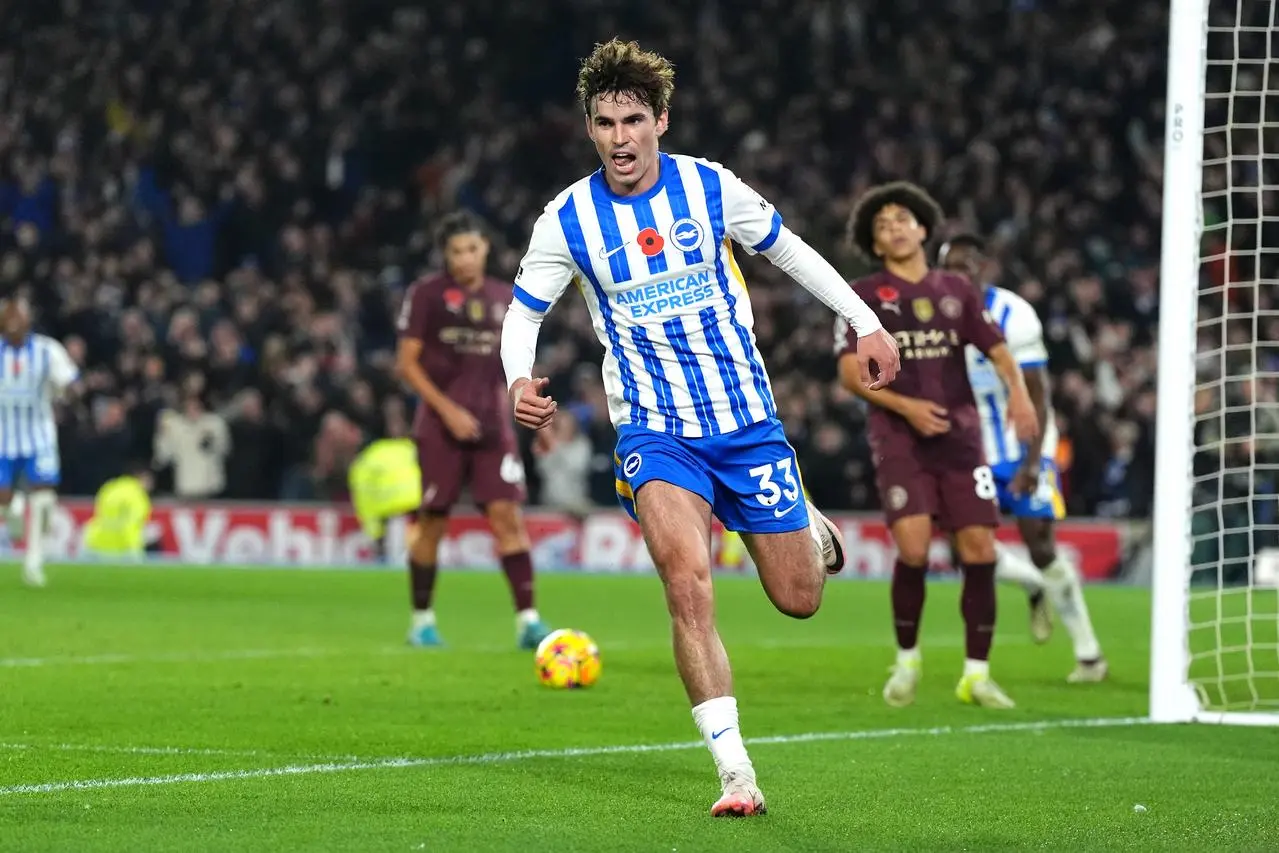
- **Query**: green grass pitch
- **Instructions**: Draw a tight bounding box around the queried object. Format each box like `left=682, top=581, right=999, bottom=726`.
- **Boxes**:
left=1, top=565, right=1277, bottom=852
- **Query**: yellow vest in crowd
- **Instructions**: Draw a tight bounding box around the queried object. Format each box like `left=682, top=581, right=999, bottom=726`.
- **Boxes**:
left=83, top=476, right=152, bottom=557
left=348, top=439, right=423, bottom=541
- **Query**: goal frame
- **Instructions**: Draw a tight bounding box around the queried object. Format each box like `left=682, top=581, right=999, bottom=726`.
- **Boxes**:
left=1148, top=0, right=1279, bottom=726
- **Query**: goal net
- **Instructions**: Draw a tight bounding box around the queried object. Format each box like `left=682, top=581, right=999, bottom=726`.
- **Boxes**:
left=1152, top=0, right=1279, bottom=724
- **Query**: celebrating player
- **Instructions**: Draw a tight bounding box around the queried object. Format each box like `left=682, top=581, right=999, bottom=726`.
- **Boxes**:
left=0, top=293, right=79, bottom=587
left=500, top=39, right=898, bottom=817
left=835, top=183, right=1037, bottom=710
left=940, top=233, right=1106, bottom=683
left=396, top=211, right=552, bottom=650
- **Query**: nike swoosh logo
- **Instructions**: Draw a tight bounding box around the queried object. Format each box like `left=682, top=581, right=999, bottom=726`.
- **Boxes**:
left=774, top=503, right=797, bottom=519
left=711, top=727, right=734, bottom=740
left=597, top=243, right=627, bottom=260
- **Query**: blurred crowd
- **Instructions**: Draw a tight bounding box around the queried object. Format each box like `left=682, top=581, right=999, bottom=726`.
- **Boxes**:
left=0, top=0, right=1271, bottom=521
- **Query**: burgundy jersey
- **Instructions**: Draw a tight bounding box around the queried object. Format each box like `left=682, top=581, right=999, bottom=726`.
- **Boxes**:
left=835, top=269, right=1004, bottom=455
left=397, top=273, right=512, bottom=441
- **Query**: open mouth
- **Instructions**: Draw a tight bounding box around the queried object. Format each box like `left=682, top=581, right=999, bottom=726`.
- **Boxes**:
left=611, top=152, right=637, bottom=174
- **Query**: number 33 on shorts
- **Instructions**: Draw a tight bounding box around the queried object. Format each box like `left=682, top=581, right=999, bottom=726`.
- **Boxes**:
left=750, top=458, right=800, bottom=512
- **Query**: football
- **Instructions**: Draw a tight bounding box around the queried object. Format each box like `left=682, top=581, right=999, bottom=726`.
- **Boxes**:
left=534, top=628, right=601, bottom=688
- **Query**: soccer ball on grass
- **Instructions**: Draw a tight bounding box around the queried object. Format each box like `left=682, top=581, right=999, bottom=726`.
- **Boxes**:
left=534, top=629, right=601, bottom=689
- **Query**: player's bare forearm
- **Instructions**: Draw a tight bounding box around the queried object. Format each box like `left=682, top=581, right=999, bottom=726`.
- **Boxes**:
left=838, top=354, right=916, bottom=418
left=1021, top=366, right=1050, bottom=462
left=394, top=339, right=456, bottom=415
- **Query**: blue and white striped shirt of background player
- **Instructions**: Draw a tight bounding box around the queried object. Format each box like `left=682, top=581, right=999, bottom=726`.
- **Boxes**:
left=0, top=334, right=79, bottom=488
left=964, top=284, right=1065, bottom=519
left=501, top=152, right=882, bottom=530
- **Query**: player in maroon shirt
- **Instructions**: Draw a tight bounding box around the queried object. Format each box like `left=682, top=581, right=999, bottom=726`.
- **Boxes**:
left=395, top=211, right=552, bottom=650
left=834, top=182, right=1038, bottom=709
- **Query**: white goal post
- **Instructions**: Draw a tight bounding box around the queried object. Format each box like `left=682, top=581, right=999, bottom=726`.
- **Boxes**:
left=1151, top=0, right=1279, bottom=725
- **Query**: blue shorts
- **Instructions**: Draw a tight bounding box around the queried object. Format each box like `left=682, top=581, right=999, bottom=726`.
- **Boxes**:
left=991, top=458, right=1065, bottom=520
left=613, top=417, right=811, bottom=534
left=0, top=454, right=60, bottom=490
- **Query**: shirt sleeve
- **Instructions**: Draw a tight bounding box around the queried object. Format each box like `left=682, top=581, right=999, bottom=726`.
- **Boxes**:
left=45, top=339, right=79, bottom=391
left=717, top=164, right=784, bottom=256
left=713, top=164, right=882, bottom=335
left=395, top=281, right=432, bottom=341
left=510, top=204, right=576, bottom=317
left=1002, top=296, right=1050, bottom=369
left=502, top=202, right=578, bottom=389
left=959, top=282, right=1005, bottom=355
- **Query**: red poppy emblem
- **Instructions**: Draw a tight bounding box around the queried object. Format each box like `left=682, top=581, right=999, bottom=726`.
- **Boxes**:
left=637, top=227, right=665, bottom=257
left=443, top=288, right=464, bottom=312
left=876, top=286, right=900, bottom=303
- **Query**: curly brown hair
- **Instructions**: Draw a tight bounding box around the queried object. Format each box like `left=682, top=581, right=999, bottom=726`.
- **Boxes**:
left=847, top=181, right=945, bottom=263
left=576, top=38, right=676, bottom=118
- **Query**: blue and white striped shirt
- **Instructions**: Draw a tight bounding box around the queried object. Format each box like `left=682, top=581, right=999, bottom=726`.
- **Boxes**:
left=965, top=286, right=1057, bottom=466
left=509, top=153, right=785, bottom=439
left=0, top=335, right=78, bottom=460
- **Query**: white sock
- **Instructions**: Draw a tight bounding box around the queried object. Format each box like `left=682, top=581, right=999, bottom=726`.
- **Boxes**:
left=691, top=696, right=754, bottom=784
left=516, top=608, right=540, bottom=629
left=994, top=547, right=1045, bottom=595
left=806, top=508, right=825, bottom=549
left=24, top=491, right=54, bottom=577
left=963, top=658, right=990, bottom=679
left=896, top=647, right=921, bottom=667
left=411, top=609, right=436, bottom=629
left=10, top=491, right=26, bottom=523
left=1042, top=557, right=1102, bottom=661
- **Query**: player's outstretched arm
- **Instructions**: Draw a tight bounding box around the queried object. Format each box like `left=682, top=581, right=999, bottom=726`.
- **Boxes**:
left=502, top=203, right=576, bottom=431
left=837, top=350, right=950, bottom=437
left=715, top=164, right=899, bottom=388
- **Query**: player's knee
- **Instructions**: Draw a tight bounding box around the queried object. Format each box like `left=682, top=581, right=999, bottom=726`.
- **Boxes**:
left=1020, top=525, right=1056, bottom=567
left=485, top=502, right=529, bottom=551
left=954, top=528, right=997, bottom=565
left=654, top=541, right=713, bottom=621
left=662, top=569, right=714, bottom=623
left=411, top=512, right=448, bottom=558
left=774, top=583, right=821, bottom=620
left=897, top=542, right=931, bottom=568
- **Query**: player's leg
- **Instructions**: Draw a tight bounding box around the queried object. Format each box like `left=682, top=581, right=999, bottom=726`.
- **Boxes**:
left=615, top=431, right=764, bottom=817
left=883, top=514, right=932, bottom=707
left=473, top=442, right=549, bottom=648
left=869, top=452, right=937, bottom=707
left=406, top=433, right=465, bottom=646
left=406, top=509, right=449, bottom=645
left=988, top=461, right=1053, bottom=643
left=1015, top=461, right=1106, bottom=681
left=708, top=419, right=844, bottom=619
left=951, top=525, right=1013, bottom=707
left=943, top=463, right=1014, bottom=708
left=483, top=498, right=550, bottom=648
left=0, top=459, right=15, bottom=560
left=22, top=454, right=62, bottom=587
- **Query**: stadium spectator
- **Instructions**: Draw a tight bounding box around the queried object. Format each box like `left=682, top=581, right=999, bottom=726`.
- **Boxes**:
left=152, top=394, right=231, bottom=499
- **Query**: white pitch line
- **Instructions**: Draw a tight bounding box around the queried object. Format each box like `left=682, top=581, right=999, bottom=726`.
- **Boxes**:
left=0, top=742, right=362, bottom=762
left=0, top=716, right=1151, bottom=796
left=0, top=648, right=340, bottom=668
